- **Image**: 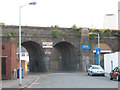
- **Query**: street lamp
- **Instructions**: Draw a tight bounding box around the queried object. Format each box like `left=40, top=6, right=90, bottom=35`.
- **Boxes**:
left=89, top=32, right=100, bottom=65
left=89, top=32, right=100, bottom=48
left=19, top=1, right=36, bottom=86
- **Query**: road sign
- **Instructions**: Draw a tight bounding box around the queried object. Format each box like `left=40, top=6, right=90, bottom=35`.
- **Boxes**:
left=97, top=51, right=100, bottom=54
left=81, top=45, right=90, bottom=49
left=91, top=50, right=93, bottom=53
left=42, top=42, right=53, bottom=48
left=99, top=55, right=101, bottom=58
left=96, top=48, right=101, bottom=55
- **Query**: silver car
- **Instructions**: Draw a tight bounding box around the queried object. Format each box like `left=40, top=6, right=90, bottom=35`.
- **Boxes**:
left=88, top=65, right=105, bottom=76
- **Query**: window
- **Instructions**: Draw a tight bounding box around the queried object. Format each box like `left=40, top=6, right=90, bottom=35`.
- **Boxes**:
left=117, top=67, right=119, bottom=71
left=22, top=53, right=25, bottom=56
left=1, top=57, right=6, bottom=76
left=92, top=66, right=101, bottom=69
left=114, top=67, right=117, bottom=71
left=118, top=67, right=120, bottom=71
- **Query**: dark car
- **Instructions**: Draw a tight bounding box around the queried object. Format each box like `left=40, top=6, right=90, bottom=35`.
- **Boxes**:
left=110, top=67, right=120, bottom=81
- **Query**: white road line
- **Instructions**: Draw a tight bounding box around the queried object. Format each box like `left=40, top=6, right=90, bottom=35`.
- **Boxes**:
left=30, top=76, right=40, bottom=86
left=23, top=75, right=40, bottom=88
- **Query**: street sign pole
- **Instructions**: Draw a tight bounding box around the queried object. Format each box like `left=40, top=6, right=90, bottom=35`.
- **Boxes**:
left=98, top=34, right=100, bottom=65
left=89, top=32, right=101, bottom=65
left=96, top=48, right=101, bottom=65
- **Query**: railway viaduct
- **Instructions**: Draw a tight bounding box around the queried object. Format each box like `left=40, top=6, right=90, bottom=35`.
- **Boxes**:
left=1, top=25, right=119, bottom=75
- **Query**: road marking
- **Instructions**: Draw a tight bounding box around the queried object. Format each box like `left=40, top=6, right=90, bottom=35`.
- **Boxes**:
left=23, top=75, right=40, bottom=88
left=27, top=76, right=41, bottom=88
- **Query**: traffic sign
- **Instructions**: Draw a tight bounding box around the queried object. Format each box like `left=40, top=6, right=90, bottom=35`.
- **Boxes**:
left=96, top=48, right=101, bottom=55
left=97, top=51, right=100, bottom=54
left=81, top=45, right=90, bottom=49
left=99, top=55, right=101, bottom=58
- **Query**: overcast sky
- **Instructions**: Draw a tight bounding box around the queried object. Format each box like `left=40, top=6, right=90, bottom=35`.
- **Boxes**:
left=0, top=0, right=119, bottom=29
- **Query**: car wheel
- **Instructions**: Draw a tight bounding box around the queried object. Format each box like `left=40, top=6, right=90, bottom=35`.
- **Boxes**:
left=110, top=74, right=113, bottom=80
left=116, top=75, right=120, bottom=81
left=91, top=71, right=93, bottom=76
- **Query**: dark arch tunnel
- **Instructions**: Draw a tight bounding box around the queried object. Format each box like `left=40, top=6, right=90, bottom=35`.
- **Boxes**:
left=21, top=41, right=46, bottom=72
left=50, top=42, right=77, bottom=71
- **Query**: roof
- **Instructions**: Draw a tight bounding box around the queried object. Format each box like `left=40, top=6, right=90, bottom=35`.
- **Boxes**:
left=17, top=46, right=27, bottom=53
left=93, top=43, right=112, bottom=50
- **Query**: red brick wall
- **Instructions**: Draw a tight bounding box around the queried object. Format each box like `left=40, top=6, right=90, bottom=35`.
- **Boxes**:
left=0, top=55, right=2, bottom=80
left=2, top=41, right=17, bottom=79
left=10, top=42, right=18, bottom=79
left=0, top=41, right=1, bottom=80
left=2, top=41, right=27, bottom=79
left=2, top=42, right=11, bottom=79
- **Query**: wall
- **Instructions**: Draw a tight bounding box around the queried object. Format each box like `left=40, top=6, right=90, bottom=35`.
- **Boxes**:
left=2, top=42, right=17, bottom=79
left=1, top=25, right=119, bottom=72
left=2, top=41, right=27, bottom=79
left=80, top=29, right=90, bottom=71
left=118, top=1, right=120, bottom=29
left=0, top=25, right=2, bottom=80
left=104, top=52, right=119, bottom=73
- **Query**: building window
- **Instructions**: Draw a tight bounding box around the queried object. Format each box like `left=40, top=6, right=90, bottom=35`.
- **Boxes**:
left=1, top=57, right=6, bottom=76
left=2, top=45, right=5, bottom=49
left=22, top=53, right=25, bottom=56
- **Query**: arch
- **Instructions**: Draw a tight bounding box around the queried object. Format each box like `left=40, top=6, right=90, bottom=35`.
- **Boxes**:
left=50, top=41, right=77, bottom=71
left=93, top=43, right=112, bottom=51
left=21, top=41, right=46, bottom=72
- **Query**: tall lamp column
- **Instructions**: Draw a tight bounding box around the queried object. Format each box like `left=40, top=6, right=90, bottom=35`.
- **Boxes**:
left=19, top=2, right=36, bottom=86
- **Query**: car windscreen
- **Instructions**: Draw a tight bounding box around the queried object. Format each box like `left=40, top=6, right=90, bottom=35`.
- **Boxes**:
left=92, top=66, right=101, bottom=69
left=118, top=67, right=120, bottom=71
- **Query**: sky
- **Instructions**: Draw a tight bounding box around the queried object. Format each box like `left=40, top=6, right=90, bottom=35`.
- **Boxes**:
left=0, top=0, right=120, bottom=29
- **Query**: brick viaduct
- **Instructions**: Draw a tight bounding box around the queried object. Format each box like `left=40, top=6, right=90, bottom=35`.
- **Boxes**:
left=1, top=25, right=119, bottom=76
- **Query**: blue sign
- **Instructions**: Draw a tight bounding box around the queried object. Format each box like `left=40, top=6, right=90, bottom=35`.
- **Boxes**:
left=96, top=48, right=101, bottom=55
left=91, top=50, right=93, bottom=53
left=82, top=45, right=90, bottom=49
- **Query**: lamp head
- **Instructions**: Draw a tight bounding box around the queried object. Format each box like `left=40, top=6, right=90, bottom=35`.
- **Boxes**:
left=29, top=2, right=37, bottom=5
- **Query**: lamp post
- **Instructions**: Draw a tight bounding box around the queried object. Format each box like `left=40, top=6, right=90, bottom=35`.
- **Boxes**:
left=89, top=32, right=100, bottom=65
left=19, top=2, right=36, bottom=86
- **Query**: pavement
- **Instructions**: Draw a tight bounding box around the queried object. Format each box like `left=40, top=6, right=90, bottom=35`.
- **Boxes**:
left=0, top=72, right=48, bottom=89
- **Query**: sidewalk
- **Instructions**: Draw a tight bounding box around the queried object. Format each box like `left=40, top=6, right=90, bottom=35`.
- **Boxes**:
left=1, top=72, right=43, bottom=89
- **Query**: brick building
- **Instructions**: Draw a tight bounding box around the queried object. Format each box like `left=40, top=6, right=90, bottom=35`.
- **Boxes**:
left=1, top=41, right=27, bottom=80
left=0, top=37, right=1, bottom=80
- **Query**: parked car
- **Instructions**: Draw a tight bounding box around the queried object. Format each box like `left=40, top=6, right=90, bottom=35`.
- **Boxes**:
left=88, top=65, right=105, bottom=76
left=110, top=67, right=120, bottom=81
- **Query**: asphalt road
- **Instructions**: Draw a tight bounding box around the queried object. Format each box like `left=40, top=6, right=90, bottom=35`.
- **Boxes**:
left=27, top=72, right=119, bottom=88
